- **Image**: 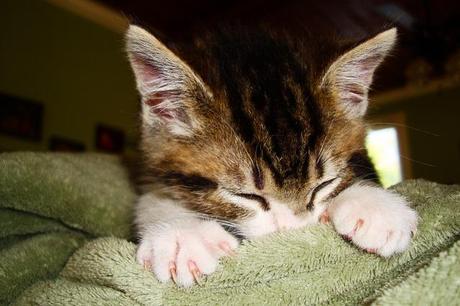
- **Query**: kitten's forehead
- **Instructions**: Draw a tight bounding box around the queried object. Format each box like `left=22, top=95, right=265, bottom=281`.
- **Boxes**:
left=198, top=31, right=328, bottom=186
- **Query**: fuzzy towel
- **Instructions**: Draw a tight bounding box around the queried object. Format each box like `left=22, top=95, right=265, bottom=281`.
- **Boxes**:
left=1, top=153, right=459, bottom=305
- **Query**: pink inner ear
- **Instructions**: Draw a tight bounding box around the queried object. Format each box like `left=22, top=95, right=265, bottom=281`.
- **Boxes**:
left=347, top=92, right=364, bottom=104
left=132, top=55, right=189, bottom=123
left=133, top=56, right=177, bottom=120
left=356, top=54, right=383, bottom=85
left=133, top=56, right=160, bottom=84
left=340, top=54, right=383, bottom=104
left=344, top=84, right=365, bottom=104
left=145, top=92, right=175, bottom=119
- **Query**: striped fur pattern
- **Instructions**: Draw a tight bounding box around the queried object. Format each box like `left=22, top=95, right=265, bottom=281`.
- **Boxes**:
left=127, top=26, right=388, bottom=224
left=126, top=25, right=417, bottom=287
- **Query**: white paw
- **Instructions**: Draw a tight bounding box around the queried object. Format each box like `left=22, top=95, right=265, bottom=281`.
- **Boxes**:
left=327, top=184, right=418, bottom=257
left=136, top=220, right=238, bottom=287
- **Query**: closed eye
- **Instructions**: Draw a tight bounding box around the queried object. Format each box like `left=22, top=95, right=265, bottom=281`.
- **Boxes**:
left=234, top=193, right=270, bottom=211
left=306, top=178, right=337, bottom=211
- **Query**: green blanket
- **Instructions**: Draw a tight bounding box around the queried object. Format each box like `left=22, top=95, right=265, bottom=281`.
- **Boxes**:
left=1, top=153, right=459, bottom=305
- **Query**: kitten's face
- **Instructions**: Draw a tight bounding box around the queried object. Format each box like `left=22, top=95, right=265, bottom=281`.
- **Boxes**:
left=140, top=87, right=367, bottom=238
left=127, top=26, right=395, bottom=238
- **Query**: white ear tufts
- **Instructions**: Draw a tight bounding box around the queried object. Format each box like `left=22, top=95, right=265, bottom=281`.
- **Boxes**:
left=321, top=28, right=397, bottom=119
left=126, top=26, right=184, bottom=95
left=125, top=25, right=209, bottom=136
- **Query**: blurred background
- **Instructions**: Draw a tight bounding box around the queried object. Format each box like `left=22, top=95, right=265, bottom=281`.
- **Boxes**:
left=0, top=0, right=459, bottom=186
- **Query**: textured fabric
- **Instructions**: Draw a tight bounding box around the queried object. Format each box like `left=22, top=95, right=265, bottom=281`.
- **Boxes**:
left=1, top=153, right=459, bottom=305
left=0, top=153, right=135, bottom=304
left=374, top=240, right=460, bottom=306
left=0, top=153, right=135, bottom=238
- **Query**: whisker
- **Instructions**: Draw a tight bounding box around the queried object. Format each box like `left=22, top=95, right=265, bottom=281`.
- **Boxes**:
left=369, top=122, right=439, bottom=137
left=398, top=154, right=436, bottom=167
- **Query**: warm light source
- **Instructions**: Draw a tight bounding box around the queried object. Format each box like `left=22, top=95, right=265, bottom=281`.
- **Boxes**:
left=366, top=127, right=403, bottom=188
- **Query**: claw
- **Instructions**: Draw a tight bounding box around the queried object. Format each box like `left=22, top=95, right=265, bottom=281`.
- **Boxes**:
left=320, top=210, right=330, bottom=224
left=344, top=218, right=364, bottom=241
left=219, top=242, right=236, bottom=256
left=169, top=261, right=177, bottom=284
left=188, top=260, right=202, bottom=285
left=366, top=248, right=377, bottom=254
left=143, top=260, right=152, bottom=271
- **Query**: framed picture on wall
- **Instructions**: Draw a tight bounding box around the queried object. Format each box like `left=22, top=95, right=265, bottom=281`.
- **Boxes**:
left=95, top=124, right=125, bottom=153
left=49, top=136, right=85, bottom=152
left=0, top=92, right=43, bottom=141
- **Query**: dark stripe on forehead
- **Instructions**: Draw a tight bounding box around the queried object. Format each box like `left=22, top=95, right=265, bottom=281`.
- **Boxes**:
left=252, top=164, right=265, bottom=190
left=315, top=156, right=325, bottom=178
left=210, top=30, right=323, bottom=186
left=305, top=94, right=324, bottom=151
left=218, top=62, right=285, bottom=184
left=212, top=33, right=287, bottom=185
left=300, top=95, right=324, bottom=178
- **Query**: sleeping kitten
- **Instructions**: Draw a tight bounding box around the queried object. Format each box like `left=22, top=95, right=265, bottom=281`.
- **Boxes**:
left=126, top=25, right=418, bottom=287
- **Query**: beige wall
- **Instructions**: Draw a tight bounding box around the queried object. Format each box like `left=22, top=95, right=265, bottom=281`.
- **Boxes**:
left=0, top=0, right=138, bottom=152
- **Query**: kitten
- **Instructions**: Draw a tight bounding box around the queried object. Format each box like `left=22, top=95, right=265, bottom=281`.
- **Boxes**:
left=126, top=25, right=418, bottom=287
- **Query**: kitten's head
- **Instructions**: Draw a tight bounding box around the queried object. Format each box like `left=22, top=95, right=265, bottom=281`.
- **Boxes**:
left=126, top=25, right=396, bottom=238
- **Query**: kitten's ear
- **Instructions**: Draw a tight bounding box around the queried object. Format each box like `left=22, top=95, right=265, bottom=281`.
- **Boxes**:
left=320, top=28, right=397, bottom=118
left=126, top=25, right=210, bottom=136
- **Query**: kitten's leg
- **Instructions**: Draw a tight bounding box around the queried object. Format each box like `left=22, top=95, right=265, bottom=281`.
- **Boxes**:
left=136, top=193, right=239, bottom=287
left=326, top=183, right=418, bottom=257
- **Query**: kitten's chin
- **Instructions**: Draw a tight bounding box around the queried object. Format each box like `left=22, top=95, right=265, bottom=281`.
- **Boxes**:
left=239, top=204, right=321, bottom=239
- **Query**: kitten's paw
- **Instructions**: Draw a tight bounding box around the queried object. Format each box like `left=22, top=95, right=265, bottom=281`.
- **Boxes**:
left=136, top=220, right=238, bottom=287
left=328, top=184, right=418, bottom=257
